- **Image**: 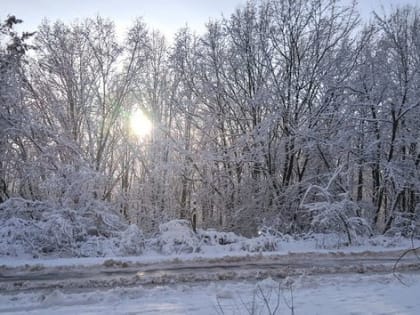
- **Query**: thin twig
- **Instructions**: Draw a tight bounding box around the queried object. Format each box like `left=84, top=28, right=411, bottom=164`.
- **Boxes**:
left=215, top=296, right=225, bottom=315
left=272, top=281, right=282, bottom=315
left=257, top=284, right=273, bottom=315
left=393, top=246, right=420, bottom=285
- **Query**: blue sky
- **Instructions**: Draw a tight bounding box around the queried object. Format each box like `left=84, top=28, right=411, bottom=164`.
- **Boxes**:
left=1, top=0, right=420, bottom=40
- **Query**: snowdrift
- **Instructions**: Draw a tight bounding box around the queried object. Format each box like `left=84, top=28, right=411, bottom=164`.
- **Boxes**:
left=0, top=198, right=144, bottom=257
left=0, top=199, right=417, bottom=259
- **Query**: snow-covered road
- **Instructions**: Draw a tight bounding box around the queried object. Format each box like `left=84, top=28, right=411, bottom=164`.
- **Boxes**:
left=1, top=249, right=419, bottom=292
left=1, top=249, right=419, bottom=314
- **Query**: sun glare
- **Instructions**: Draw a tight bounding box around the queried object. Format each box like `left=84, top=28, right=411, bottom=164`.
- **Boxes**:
left=129, top=109, right=152, bottom=138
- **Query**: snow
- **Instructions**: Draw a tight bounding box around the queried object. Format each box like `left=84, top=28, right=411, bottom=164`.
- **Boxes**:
left=0, top=231, right=418, bottom=268
left=155, top=220, right=201, bottom=255
left=0, top=198, right=146, bottom=259
left=1, top=273, right=419, bottom=314
left=1, top=225, right=419, bottom=314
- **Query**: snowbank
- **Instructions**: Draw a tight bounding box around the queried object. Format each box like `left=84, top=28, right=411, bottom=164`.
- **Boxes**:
left=1, top=204, right=419, bottom=263
left=0, top=198, right=145, bottom=258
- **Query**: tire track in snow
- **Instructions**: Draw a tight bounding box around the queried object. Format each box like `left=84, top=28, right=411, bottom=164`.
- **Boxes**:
left=1, top=249, right=419, bottom=292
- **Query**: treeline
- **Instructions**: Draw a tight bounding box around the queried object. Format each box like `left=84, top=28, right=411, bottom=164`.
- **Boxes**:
left=1, top=0, right=419, bottom=240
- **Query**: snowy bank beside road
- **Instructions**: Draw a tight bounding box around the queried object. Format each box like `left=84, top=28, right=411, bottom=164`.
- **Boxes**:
left=0, top=219, right=419, bottom=268
left=2, top=198, right=418, bottom=263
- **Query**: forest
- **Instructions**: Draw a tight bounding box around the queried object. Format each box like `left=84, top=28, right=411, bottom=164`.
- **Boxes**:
left=1, top=0, right=419, bottom=257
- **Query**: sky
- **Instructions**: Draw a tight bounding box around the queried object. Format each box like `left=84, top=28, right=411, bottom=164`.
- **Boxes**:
left=1, top=0, right=420, bottom=41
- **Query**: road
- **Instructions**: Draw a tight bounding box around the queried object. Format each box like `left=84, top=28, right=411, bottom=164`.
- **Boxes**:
left=1, top=249, right=419, bottom=293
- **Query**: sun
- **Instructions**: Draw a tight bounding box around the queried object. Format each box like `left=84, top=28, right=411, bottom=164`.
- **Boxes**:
left=129, top=109, right=152, bottom=138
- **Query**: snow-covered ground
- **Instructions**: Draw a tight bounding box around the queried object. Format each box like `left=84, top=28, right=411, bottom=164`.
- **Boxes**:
left=1, top=246, right=419, bottom=315
left=1, top=272, right=419, bottom=314
left=1, top=222, right=419, bottom=314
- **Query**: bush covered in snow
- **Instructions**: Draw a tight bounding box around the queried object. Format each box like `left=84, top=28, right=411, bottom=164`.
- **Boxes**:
left=199, top=229, right=240, bottom=246
left=149, top=220, right=280, bottom=255
left=198, top=227, right=279, bottom=252
left=307, top=199, right=372, bottom=245
left=0, top=198, right=144, bottom=257
left=153, top=220, right=200, bottom=254
left=119, top=225, right=145, bottom=255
